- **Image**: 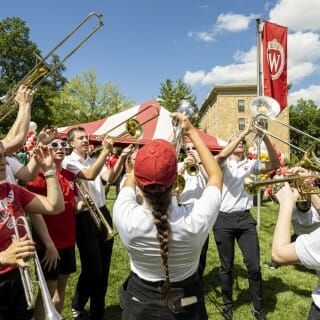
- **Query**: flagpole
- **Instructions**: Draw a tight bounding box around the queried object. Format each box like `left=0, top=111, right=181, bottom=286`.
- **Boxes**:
left=255, top=18, right=263, bottom=228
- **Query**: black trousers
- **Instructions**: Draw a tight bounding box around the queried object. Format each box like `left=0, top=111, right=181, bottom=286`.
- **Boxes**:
left=213, top=210, right=264, bottom=311
left=119, top=272, right=208, bottom=320
left=72, top=206, right=114, bottom=320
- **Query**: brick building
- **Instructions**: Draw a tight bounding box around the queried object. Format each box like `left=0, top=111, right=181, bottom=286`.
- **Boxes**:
left=199, top=84, right=290, bottom=160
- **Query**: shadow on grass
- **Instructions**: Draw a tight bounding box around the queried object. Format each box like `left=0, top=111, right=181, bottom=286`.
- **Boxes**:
left=203, top=263, right=312, bottom=317
left=104, top=303, right=122, bottom=319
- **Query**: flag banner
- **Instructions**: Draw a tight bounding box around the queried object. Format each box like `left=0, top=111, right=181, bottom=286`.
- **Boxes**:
left=262, top=21, right=288, bottom=112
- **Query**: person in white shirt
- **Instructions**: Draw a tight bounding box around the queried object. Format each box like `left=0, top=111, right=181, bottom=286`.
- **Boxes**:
left=213, top=122, right=279, bottom=320
left=113, top=112, right=222, bottom=320
left=273, top=171, right=320, bottom=320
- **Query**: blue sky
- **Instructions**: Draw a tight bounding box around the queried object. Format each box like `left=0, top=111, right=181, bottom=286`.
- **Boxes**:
left=1, top=0, right=320, bottom=108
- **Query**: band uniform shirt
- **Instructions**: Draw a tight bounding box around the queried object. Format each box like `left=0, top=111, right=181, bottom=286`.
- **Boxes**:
left=177, top=162, right=207, bottom=204
left=219, top=157, right=260, bottom=212
left=0, top=182, right=35, bottom=274
left=63, top=151, right=107, bottom=208
left=26, top=169, right=76, bottom=249
left=113, top=185, right=221, bottom=283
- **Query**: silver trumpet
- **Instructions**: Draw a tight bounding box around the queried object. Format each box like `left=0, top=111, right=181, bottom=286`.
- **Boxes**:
left=76, top=181, right=117, bottom=240
left=7, top=205, right=62, bottom=320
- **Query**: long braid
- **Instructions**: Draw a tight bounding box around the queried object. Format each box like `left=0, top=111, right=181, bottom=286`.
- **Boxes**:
left=143, top=186, right=172, bottom=300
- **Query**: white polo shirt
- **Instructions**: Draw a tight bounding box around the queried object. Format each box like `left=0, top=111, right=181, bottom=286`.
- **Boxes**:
left=63, top=151, right=107, bottom=208
left=220, top=157, right=260, bottom=212
left=113, top=185, right=221, bottom=283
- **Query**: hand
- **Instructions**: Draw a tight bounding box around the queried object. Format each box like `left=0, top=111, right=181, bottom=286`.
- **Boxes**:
left=170, top=112, right=194, bottom=136
left=41, top=244, right=60, bottom=272
left=38, top=125, right=58, bottom=145
left=184, top=155, right=196, bottom=166
left=243, top=119, right=253, bottom=136
left=101, top=136, right=113, bottom=153
left=14, top=85, right=36, bottom=107
left=1, top=235, right=35, bottom=268
left=33, top=145, right=54, bottom=171
left=275, top=182, right=300, bottom=205
left=121, top=144, right=134, bottom=157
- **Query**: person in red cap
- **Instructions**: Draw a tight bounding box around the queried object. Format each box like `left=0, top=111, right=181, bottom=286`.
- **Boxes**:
left=113, top=112, right=223, bottom=320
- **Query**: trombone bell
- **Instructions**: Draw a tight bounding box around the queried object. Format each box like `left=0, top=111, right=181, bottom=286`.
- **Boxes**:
left=250, top=96, right=280, bottom=118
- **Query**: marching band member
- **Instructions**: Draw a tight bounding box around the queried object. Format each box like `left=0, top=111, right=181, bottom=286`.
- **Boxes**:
left=63, top=127, right=128, bottom=320
left=0, top=145, right=64, bottom=320
left=27, top=138, right=78, bottom=320
left=213, top=121, right=279, bottom=320
left=113, top=112, right=222, bottom=320
left=273, top=170, right=320, bottom=320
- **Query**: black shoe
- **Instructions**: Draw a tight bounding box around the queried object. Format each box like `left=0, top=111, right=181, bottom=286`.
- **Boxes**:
left=268, top=261, right=278, bottom=269
left=72, top=309, right=90, bottom=320
left=252, top=308, right=267, bottom=320
left=222, top=305, right=234, bottom=320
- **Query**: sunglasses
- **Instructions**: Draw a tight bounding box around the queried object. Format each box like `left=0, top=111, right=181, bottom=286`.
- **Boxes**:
left=50, top=141, right=68, bottom=149
left=185, top=146, right=196, bottom=151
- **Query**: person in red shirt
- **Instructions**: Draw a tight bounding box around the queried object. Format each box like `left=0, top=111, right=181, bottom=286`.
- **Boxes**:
left=27, top=138, right=79, bottom=320
left=0, top=145, right=65, bottom=320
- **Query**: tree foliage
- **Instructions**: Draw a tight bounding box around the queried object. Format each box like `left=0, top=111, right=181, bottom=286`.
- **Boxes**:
left=0, top=17, right=66, bottom=135
left=158, top=79, right=197, bottom=112
left=289, top=98, right=320, bottom=162
left=48, top=70, right=135, bottom=127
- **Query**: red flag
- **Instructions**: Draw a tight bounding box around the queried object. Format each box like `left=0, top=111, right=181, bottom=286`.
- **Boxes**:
left=262, top=21, right=288, bottom=112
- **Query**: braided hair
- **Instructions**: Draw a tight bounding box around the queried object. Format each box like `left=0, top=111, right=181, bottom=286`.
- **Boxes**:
left=142, top=185, right=173, bottom=300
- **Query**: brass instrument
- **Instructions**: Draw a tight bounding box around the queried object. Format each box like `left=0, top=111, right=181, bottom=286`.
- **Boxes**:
left=93, top=103, right=160, bottom=153
left=243, top=174, right=320, bottom=199
left=76, top=181, right=117, bottom=240
left=171, top=100, right=199, bottom=194
left=0, top=12, right=104, bottom=123
left=7, top=205, right=62, bottom=320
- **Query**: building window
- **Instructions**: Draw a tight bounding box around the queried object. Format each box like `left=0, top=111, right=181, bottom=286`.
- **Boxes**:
left=238, top=118, right=245, bottom=130
left=238, top=99, right=245, bottom=112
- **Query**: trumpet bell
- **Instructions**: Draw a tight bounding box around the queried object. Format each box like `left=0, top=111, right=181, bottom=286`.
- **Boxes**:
left=250, top=96, right=280, bottom=118
left=126, top=119, right=143, bottom=140
left=299, top=145, right=320, bottom=172
left=173, top=174, right=186, bottom=195
left=186, top=163, right=199, bottom=176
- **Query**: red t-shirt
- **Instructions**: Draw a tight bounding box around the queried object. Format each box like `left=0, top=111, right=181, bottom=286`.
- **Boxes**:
left=107, top=154, right=119, bottom=169
left=27, top=169, right=76, bottom=250
left=0, top=182, right=35, bottom=274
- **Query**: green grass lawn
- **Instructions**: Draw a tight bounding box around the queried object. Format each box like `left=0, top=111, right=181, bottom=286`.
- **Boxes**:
left=59, top=187, right=317, bottom=319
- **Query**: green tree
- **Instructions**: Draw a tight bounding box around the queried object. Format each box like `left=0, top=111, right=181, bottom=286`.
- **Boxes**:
left=289, top=98, right=320, bottom=162
left=0, top=17, right=66, bottom=135
left=158, top=79, right=197, bottom=112
left=49, top=70, right=135, bottom=127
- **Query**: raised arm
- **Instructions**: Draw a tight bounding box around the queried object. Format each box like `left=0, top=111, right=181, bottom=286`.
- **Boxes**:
left=1, top=85, right=35, bottom=155
left=171, top=112, right=222, bottom=191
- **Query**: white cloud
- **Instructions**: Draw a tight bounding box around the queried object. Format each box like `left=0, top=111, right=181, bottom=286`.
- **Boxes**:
left=289, top=85, right=320, bottom=106
left=269, top=0, right=320, bottom=32
left=215, top=13, right=256, bottom=32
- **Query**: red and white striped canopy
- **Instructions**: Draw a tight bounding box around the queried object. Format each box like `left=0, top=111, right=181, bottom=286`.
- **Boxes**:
left=58, top=100, right=226, bottom=152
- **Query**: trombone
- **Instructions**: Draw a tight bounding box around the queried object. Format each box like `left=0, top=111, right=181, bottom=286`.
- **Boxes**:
left=93, top=103, right=160, bottom=153
left=0, top=12, right=104, bottom=123
left=250, top=96, right=320, bottom=170
left=7, top=204, right=62, bottom=320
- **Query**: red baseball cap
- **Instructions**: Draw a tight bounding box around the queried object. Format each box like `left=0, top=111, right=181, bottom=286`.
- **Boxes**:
left=134, top=139, right=177, bottom=192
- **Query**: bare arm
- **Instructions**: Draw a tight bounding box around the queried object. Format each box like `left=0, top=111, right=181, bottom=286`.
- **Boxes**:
left=259, top=133, right=280, bottom=173
left=15, top=156, right=40, bottom=181
left=1, top=85, right=35, bottom=155
left=272, top=183, right=300, bottom=264
left=24, top=146, right=64, bottom=214
left=215, top=121, right=253, bottom=166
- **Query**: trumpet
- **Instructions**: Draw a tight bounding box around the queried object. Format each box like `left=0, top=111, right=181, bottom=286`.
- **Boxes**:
left=7, top=204, right=62, bottom=320
left=76, top=181, right=117, bottom=240
left=243, top=174, right=320, bottom=199
left=0, top=12, right=104, bottom=123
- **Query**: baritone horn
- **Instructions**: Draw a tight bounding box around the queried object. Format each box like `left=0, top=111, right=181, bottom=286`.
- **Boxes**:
left=76, top=181, right=117, bottom=240
left=93, top=103, right=160, bottom=153
left=7, top=205, right=62, bottom=319
left=0, top=12, right=104, bottom=123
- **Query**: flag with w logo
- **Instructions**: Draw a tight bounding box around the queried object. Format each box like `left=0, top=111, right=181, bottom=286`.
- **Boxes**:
left=262, top=21, right=288, bottom=112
